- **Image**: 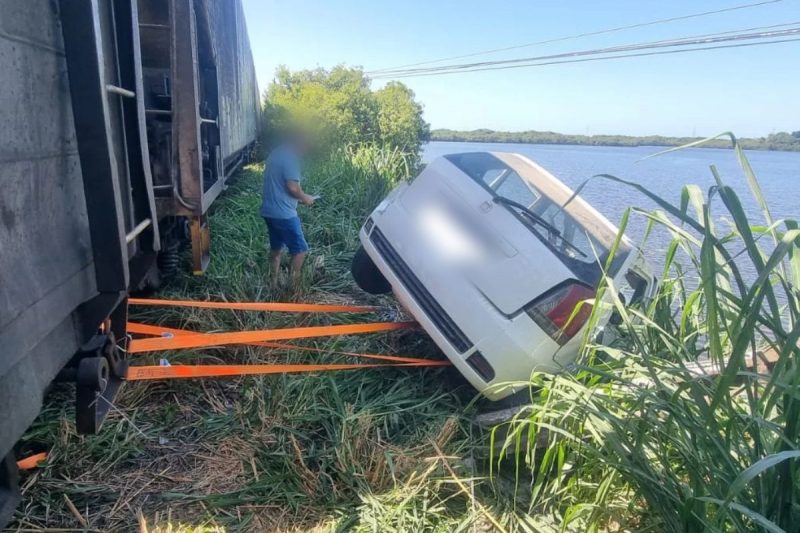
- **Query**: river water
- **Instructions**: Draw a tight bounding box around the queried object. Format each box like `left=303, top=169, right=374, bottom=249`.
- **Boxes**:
left=423, top=141, right=799, bottom=278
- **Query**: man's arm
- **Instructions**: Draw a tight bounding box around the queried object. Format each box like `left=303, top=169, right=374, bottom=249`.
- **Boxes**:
left=286, top=180, right=315, bottom=206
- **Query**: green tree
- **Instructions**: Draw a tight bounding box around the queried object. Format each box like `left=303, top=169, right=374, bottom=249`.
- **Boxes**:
left=265, top=66, right=376, bottom=147
left=374, top=82, right=430, bottom=153
left=264, top=66, right=429, bottom=157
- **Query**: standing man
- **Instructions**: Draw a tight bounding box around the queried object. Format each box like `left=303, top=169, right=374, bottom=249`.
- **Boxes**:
left=260, top=133, right=315, bottom=287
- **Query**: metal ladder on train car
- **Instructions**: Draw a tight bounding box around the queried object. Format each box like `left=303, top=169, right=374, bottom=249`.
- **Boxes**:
left=58, top=0, right=161, bottom=433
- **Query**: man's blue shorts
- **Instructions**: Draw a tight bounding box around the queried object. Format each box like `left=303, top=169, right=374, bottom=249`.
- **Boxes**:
left=264, top=216, right=309, bottom=254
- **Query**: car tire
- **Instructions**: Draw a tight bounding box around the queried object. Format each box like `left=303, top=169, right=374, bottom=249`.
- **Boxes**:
left=351, top=245, right=391, bottom=295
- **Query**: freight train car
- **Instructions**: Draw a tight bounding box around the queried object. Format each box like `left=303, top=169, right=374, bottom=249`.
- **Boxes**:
left=0, top=0, right=259, bottom=523
left=139, top=0, right=260, bottom=275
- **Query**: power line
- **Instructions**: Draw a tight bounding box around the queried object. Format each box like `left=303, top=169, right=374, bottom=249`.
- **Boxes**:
left=368, top=0, right=784, bottom=73
left=374, top=23, right=800, bottom=77
left=374, top=24, right=800, bottom=76
left=371, top=38, right=800, bottom=80
left=370, top=26, right=800, bottom=79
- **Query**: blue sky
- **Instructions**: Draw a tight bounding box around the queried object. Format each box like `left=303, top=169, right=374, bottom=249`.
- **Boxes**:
left=240, top=0, right=800, bottom=137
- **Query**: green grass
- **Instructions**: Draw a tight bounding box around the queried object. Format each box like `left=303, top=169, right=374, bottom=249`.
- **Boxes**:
left=11, top=139, right=798, bottom=532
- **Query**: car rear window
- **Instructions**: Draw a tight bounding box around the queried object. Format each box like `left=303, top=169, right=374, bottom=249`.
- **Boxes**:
left=445, top=153, right=540, bottom=208
left=445, top=152, right=630, bottom=285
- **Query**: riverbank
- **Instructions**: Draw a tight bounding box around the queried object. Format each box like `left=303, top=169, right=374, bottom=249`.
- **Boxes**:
left=432, top=128, right=800, bottom=152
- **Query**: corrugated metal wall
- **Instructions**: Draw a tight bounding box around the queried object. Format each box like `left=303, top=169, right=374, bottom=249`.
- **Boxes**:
left=205, top=0, right=260, bottom=162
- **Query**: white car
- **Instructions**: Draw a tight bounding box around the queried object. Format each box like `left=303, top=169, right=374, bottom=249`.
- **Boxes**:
left=352, top=152, right=654, bottom=400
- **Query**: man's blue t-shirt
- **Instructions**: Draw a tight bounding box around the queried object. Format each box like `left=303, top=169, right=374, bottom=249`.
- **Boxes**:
left=260, top=144, right=302, bottom=219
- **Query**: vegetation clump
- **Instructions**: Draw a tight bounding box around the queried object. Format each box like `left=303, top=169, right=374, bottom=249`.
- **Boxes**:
left=265, top=66, right=430, bottom=160
left=494, top=136, right=800, bottom=531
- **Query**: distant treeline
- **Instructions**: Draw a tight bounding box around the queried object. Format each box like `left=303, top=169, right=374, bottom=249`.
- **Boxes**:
left=431, top=128, right=800, bottom=152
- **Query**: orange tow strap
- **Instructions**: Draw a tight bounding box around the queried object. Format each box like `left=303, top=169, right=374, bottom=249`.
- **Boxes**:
left=126, top=322, right=437, bottom=364
left=16, top=452, right=47, bottom=470
left=126, top=361, right=443, bottom=381
left=125, top=298, right=448, bottom=381
left=128, top=321, right=415, bottom=353
left=129, top=297, right=378, bottom=313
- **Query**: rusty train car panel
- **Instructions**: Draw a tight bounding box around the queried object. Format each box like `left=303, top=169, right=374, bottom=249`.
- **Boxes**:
left=211, top=0, right=261, bottom=165
left=139, top=0, right=259, bottom=272
left=0, top=0, right=258, bottom=523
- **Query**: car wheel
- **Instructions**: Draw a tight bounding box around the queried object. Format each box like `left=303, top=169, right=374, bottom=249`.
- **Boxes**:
left=351, top=246, right=391, bottom=294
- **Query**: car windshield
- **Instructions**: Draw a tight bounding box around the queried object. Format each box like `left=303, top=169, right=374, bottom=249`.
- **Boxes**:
left=444, top=152, right=630, bottom=284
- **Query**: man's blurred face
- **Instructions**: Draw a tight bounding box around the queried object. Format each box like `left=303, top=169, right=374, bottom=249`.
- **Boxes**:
left=288, top=131, right=311, bottom=156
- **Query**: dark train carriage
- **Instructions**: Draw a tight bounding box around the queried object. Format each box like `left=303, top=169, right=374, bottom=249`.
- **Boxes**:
left=0, top=0, right=258, bottom=523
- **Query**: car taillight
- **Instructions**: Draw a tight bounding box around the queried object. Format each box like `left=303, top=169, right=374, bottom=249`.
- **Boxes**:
left=526, top=282, right=595, bottom=345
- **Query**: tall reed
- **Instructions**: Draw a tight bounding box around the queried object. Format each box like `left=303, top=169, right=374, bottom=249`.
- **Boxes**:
left=498, top=135, right=799, bottom=531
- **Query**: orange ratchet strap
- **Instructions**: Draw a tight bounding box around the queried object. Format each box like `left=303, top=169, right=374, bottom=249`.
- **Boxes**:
left=126, top=361, right=444, bottom=381
left=16, top=452, right=47, bottom=471
left=126, top=322, right=434, bottom=364
left=128, top=321, right=415, bottom=353
left=125, top=298, right=448, bottom=381
left=128, top=297, right=379, bottom=313
left=126, top=322, right=446, bottom=380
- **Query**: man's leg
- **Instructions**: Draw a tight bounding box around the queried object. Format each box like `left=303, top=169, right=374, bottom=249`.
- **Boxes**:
left=286, top=216, right=309, bottom=288
left=269, top=249, right=283, bottom=286
left=289, top=251, right=306, bottom=285
left=264, top=218, right=285, bottom=287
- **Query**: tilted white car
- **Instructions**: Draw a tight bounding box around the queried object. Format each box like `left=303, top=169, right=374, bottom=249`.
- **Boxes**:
left=352, top=152, right=654, bottom=400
